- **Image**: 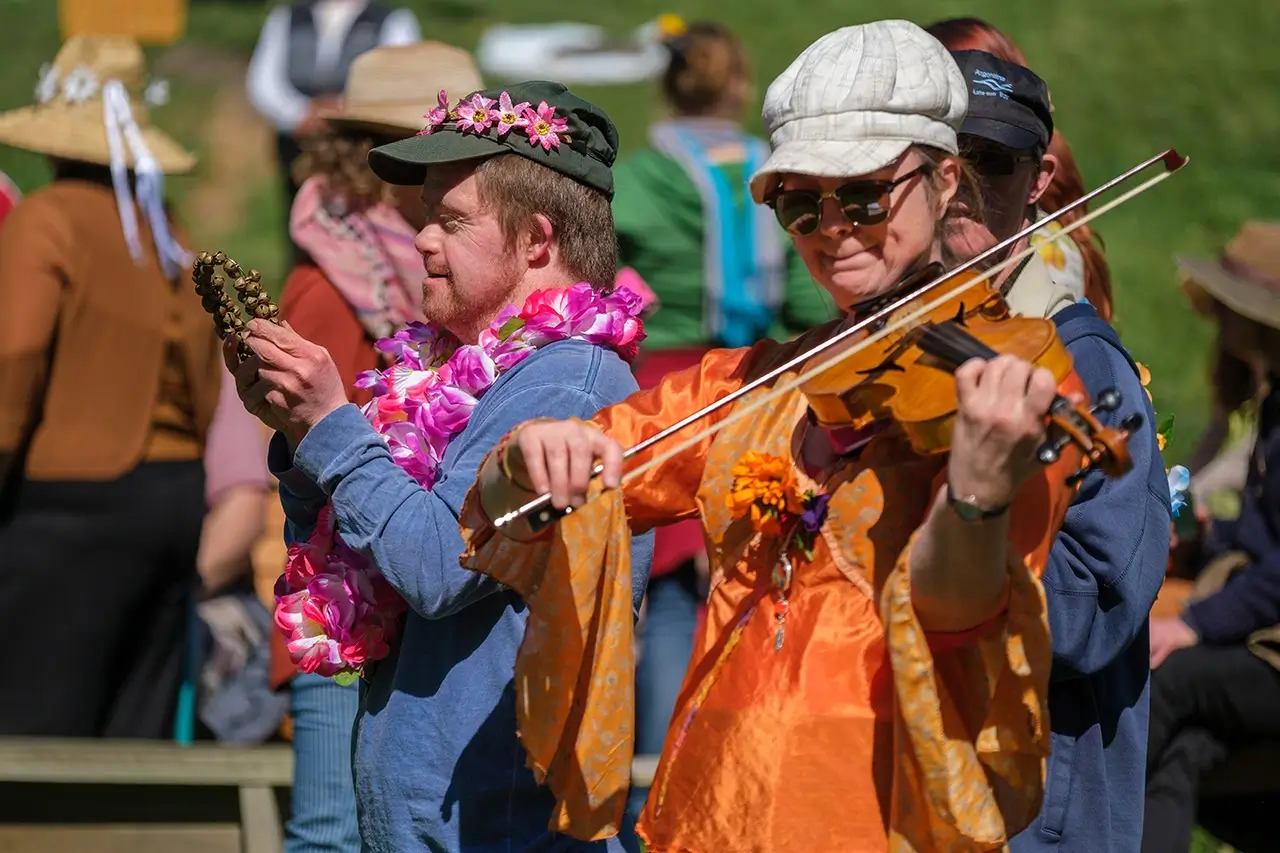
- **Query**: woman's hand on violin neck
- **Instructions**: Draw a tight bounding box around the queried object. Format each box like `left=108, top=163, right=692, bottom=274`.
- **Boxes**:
left=511, top=420, right=623, bottom=510
left=949, top=354, right=1058, bottom=510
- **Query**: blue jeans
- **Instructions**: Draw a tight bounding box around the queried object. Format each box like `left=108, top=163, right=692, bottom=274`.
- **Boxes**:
left=626, top=563, right=701, bottom=821
left=286, top=672, right=361, bottom=853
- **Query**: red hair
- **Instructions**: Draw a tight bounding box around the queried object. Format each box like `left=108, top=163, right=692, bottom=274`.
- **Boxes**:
left=925, top=17, right=1114, bottom=321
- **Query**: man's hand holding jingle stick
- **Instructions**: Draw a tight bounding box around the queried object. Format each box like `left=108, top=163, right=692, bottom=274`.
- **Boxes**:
left=224, top=319, right=349, bottom=447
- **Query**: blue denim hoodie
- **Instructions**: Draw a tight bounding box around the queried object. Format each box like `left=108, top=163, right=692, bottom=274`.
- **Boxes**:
left=1011, top=303, right=1170, bottom=852
left=270, top=339, right=654, bottom=853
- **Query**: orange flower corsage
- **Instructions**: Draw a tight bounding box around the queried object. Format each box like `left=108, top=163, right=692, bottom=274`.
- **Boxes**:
left=726, top=451, right=805, bottom=536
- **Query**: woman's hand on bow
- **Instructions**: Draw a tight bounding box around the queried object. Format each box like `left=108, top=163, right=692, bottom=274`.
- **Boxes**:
left=508, top=419, right=624, bottom=509
left=947, top=354, right=1059, bottom=511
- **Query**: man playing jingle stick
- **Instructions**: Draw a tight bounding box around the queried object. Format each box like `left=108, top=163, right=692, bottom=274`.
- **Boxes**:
left=223, top=81, right=654, bottom=852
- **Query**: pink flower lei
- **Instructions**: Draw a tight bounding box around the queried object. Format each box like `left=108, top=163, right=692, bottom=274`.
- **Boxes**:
left=419, top=89, right=570, bottom=151
left=274, top=283, right=646, bottom=682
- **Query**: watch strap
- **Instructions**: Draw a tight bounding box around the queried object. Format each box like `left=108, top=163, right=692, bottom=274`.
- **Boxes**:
left=946, top=483, right=1010, bottom=522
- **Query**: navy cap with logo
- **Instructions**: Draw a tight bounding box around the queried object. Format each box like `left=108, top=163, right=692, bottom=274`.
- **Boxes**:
left=367, top=80, right=620, bottom=199
left=950, top=50, right=1054, bottom=154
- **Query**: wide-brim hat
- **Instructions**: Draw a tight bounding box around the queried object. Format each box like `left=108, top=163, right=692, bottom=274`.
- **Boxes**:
left=319, top=42, right=484, bottom=138
left=0, top=35, right=194, bottom=174
left=1177, top=221, right=1280, bottom=329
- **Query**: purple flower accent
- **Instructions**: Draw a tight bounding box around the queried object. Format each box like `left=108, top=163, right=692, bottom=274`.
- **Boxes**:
left=412, top=385, right=476, bottom=445
left=800, top=493, right=831, bottom=534
left=375, top=322, right=456, bottom=368
left=354, top=368, right=388, bottom=395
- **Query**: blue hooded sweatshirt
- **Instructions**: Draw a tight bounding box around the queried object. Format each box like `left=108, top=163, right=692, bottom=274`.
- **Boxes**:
left=1011, top=302, right=1171, bottom=852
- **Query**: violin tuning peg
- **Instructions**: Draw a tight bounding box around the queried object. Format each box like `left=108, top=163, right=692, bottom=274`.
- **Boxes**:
left=1037, top=424, right=1078, bottom=466
left=1120, top=413, right=1144, bottom=434
left=1091, top=388, right=1122, bottom=413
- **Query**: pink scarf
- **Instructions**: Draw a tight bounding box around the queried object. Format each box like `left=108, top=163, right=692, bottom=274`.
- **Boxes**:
left=289, top=176, right=425, bottom=339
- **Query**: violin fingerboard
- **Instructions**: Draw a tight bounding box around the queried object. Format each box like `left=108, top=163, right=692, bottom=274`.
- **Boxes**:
left=914, top=321, right=1000, bottom=371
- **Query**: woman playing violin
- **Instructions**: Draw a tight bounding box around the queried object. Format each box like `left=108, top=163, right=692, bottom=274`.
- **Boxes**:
left=464, top=21, right=1092, bottom=852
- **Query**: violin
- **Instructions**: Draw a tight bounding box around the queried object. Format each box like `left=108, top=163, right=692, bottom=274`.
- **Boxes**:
left=801, top=265, right=1140, bottom=480
left=483, top=149, right=1190, bottom=536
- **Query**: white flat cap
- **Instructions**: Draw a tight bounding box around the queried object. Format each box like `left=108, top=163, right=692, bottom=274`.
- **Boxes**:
left=750, top=20, right=968, bottom=203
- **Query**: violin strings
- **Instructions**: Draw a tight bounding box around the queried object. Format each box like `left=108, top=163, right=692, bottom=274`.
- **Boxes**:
left=616, top=165, right=1178, bottom=487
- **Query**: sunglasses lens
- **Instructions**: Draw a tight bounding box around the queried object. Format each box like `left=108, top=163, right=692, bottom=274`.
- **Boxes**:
left=835, top=185, right=890, bottom=226
left=964, top=146, right=1020, bottom=177
left=773, top=192, right=821, bottom=235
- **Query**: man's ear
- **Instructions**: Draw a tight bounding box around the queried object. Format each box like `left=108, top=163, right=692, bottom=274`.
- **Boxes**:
left=1028, top=153, right=1058, bottom=207
left=524, top=213, right=555, bottom=267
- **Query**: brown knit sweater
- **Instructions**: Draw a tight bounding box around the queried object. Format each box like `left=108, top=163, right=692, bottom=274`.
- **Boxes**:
left=0, top=180, right=221, bottom=481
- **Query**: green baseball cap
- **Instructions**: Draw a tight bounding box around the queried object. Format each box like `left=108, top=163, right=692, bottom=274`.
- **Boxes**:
left=367, top=80, right=620, bottom=199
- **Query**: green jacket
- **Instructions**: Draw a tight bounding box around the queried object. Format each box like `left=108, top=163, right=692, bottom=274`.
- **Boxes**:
left=612, top=146, right=836, bottom=351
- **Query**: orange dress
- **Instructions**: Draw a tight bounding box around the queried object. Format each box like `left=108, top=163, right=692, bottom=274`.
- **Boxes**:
left=461, top=322, right=1083, bottom=852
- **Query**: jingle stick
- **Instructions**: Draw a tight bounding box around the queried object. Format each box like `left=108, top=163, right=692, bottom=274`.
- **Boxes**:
left=192, top=250, right=281, bottom=364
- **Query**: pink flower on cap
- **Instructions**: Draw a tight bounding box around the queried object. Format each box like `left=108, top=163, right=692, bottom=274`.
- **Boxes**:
left=489, top=92, right=531, bottom=138
left=419, top=90, right=451, bottom=136
left=455, top=93, right=496, bottom=135
left=523, top=102, right=569, bottom=151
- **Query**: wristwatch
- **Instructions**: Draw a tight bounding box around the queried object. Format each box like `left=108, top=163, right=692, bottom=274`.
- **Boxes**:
left=946, top=483, right=1009, bottom=522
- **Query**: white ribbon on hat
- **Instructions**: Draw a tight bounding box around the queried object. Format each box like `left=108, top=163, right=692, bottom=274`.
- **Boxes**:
left=101, top=79, right=190, bottom=279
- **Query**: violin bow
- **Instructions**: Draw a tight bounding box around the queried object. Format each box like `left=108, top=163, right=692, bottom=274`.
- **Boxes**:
left=493, top=149, right=1189, bottom=532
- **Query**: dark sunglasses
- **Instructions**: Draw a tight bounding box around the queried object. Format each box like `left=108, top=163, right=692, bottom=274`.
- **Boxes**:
left=768, top=165, right=930, bottom=236
left=960, top=141, right=1038, bottom=177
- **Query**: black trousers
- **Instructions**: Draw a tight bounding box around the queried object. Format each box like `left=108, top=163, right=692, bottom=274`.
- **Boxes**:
left=1143, top=643, right=1280, bottom=852
left=0, top=461, right=205, bottom=738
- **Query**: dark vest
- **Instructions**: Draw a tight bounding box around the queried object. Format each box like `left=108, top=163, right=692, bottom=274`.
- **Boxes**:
left=286, top=1, right=392, bottom=97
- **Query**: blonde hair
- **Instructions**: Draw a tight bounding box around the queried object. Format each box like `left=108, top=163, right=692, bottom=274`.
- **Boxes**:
left=661, top=22, right=748, bottom=116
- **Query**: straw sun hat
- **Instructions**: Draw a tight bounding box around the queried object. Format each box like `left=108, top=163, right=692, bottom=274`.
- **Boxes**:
left=0, top=34, right=194, bottom=174
left=1178, top=221, right=1280, bottom=329
left=319, top=41, right=484, bottom=137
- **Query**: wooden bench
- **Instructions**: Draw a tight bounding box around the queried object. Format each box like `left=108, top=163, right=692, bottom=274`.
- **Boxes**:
left=0, top=738, right=292, bottom=853
left=0, top=735, right=661, bottom=851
